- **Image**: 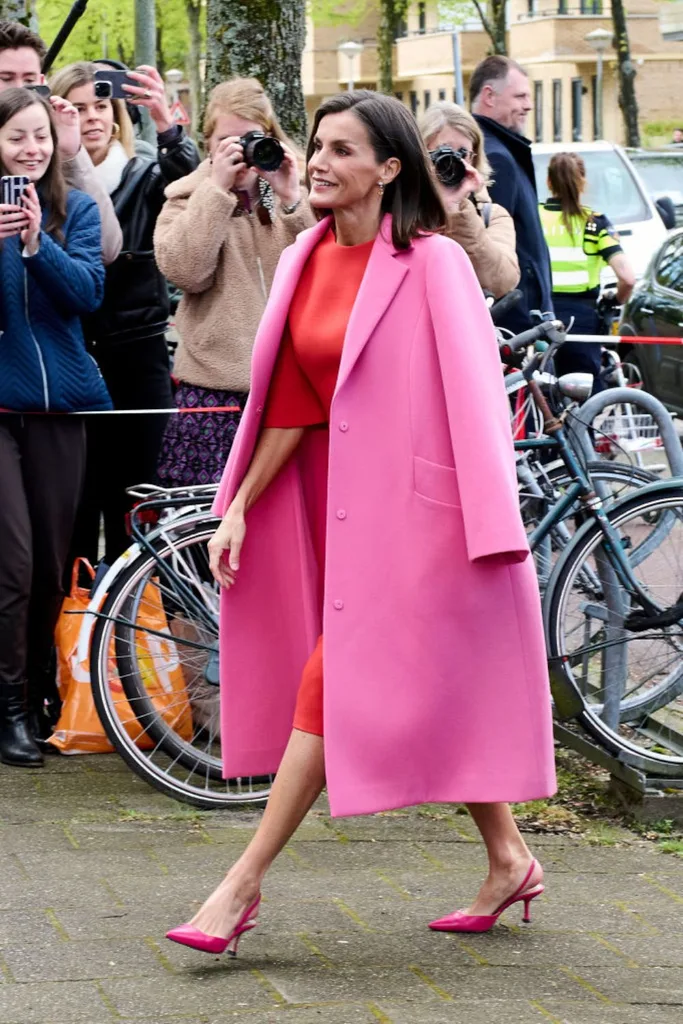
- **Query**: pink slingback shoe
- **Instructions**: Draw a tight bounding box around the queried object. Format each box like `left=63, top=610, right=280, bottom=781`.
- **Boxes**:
left=428, top=859, right=544, bottom=933
left=166, top=895, right=261, bottom=956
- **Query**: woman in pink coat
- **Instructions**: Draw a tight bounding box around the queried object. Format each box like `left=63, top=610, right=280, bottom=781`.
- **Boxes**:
left=167, top=91, right=556, bottom=956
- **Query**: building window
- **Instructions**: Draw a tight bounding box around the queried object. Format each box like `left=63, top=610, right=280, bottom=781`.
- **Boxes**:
left=591, top=75, right=598, bottom=140
left=580, top=0, right=603, bottom=12
left=527, top=0, right=535, bottom=13
left=418, top=2, right=426, bottom=34
left=438, top=88, right=446, bottom=101
left=534, top=81, right=543, bottom=143
left=410, top=90, right=419, bottom=116
left=394, top=91, right=404, bottom=103
left=424, top=90, right=431, bottom=110
left=395, top=17, right=407, bottom=39
left=571, top=78, right=583, bottom=141
left=553, top=80, right=562, bottom=142
left=557, top=0, right=567, bottom=12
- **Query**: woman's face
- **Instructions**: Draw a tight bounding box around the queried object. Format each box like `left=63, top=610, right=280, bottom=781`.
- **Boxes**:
left=209, top=113, right=261, bottom=191
left=67, top=82, right=115, bottom=165
left=0, top=102, right=54, bottom=182
left=427, top=126, right=476, bottom=166
left=308, top=110, right=399, bottom=213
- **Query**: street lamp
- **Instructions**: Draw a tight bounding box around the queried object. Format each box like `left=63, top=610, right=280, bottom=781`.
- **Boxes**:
left=165, top=68, right=183, bottom=103
left=585, top=27, right=613, bottom=141
left=337, top=40, right=365, bottom=91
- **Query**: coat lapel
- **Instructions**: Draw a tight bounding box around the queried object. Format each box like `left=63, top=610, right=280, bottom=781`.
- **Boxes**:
left=335, top=215, right=409, bottom=396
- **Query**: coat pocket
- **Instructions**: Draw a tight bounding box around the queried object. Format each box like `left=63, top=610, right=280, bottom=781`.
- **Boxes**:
left=413, top=455, right=461, bottom=508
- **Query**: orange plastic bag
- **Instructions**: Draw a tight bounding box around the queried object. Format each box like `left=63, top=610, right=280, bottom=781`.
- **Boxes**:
left=50, top=559, right=193, bottom=754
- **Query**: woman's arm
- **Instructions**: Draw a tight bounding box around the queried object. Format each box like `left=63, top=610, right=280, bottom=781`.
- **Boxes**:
left=22, top=191, right=105, bottom=316
left=154, top=178, right=239, bottom=293
left=62, top=148, right=123, bottom=265
left=608, top=252, right=636, bottom=304
left=445, top=199, right=520, bottom=298
left=208, top=426, right=305, bottom=587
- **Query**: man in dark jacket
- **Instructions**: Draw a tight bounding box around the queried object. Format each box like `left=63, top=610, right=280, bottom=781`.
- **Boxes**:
left=472, top=55, right=553, bottom=334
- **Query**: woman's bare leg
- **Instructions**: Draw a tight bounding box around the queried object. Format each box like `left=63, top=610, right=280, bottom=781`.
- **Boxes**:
left=189, top=729, right=325, bottom=938
left=462, top=802, right=542, bottom=914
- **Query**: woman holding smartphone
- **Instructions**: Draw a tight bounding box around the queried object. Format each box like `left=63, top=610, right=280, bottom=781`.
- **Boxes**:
left=50, top=61, right=199, bottom=568
left=0, top=87, right=109, bottom=768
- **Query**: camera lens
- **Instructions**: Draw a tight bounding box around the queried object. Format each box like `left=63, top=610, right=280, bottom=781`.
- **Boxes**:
left=430, top=146, right=467, bottom=189
left=94, top=80, right=112, bottom=99
left=242, top=132, right=284, bottom=173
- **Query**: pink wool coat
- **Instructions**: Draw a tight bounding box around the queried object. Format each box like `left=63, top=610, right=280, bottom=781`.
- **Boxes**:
left=212, top=214, right=557, bottom=817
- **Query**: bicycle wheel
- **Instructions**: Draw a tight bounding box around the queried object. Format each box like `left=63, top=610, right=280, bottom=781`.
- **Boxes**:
left=545, top=482, right=683, bottom=773
left=90, top=516, right=274, bottom=808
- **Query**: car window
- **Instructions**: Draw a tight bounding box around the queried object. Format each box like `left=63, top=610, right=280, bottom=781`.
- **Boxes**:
left=533, top=150, right=650, bottom=224
left=630, top=155, right=683, bottom=203
left=655, top=235, right=683, bottom=292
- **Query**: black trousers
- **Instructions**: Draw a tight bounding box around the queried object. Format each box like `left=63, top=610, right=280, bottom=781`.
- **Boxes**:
left=552, top=293, right=607, bottom=395
left=68, top=334, right=173, bottom=569
left=0, top=415, right=85, bottom=695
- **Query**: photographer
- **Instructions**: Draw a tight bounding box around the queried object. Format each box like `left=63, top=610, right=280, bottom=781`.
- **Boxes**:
left=0, top=88, right=110, bottom=767
left=50, top=61, right=199, bottom=567
left=0, top=21, right=121, bottom=263
left=154, top=78, right=314, bottom=486
left=419, top=102, right=519, bottom=299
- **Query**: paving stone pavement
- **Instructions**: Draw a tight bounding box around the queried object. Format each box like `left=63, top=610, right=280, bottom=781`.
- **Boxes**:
left=0, top=755, right=682, bottom=1024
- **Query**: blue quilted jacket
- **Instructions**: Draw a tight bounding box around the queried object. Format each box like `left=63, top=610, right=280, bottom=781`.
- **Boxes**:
left=0, top=188, right=112, bottom=412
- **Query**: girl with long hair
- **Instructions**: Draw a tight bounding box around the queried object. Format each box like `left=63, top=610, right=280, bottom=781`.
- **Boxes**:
left=49, top=61, right=199, bottom=567
left=0, top=88, right=109, bottom=767
left=540, top=151, right=635, bottom=389
left=153, top=77, right=315, bottom=487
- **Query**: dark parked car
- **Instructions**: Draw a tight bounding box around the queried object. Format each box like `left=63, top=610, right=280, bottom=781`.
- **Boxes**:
left=619, top=228, right=683, bottom=416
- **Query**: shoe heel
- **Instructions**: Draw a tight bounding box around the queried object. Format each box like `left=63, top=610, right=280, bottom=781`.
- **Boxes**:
left=226, top=934, right=240, bottom=958
left=522, top=896, right=533, bottom=923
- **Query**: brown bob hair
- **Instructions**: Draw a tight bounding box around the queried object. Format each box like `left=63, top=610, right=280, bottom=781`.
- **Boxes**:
left=305, top=90, right=446, bottom=250
left=0, top=87, right=67, bottom=239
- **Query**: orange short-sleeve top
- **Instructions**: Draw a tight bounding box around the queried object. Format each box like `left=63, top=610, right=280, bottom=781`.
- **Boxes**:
left=264, top=228, right=374, bottom=428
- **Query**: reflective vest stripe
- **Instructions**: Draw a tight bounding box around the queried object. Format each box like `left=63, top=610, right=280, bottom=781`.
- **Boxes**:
left=548, top=246, right=586, bottom=262
left=553, top=269, right=591, bottom=287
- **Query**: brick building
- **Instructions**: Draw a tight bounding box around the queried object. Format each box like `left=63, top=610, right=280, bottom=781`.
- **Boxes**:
left=302, top=1, right=683, bottom=145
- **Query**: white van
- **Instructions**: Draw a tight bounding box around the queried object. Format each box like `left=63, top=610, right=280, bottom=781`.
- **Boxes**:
left=531, top=141, right=668, bottom=279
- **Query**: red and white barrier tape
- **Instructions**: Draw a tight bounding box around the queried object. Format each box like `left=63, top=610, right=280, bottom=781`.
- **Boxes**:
left=566, top=335, right=683, bottom=345
left=0, top=405, right=243, bottom=416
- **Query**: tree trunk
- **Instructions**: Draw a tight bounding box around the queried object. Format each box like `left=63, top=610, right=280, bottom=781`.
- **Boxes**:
left=377, top=1, right=408, bottom=95
left=611, top=0, right=640, bottom=147
left=206, top=0, right=307, bottom=146
left=185, top=0, right=203, bottom=140
left=471, top=0, right=507, bottom=56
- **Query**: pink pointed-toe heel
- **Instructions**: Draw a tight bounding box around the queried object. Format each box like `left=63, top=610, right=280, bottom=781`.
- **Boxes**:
left=428, top=859, right=544, bottom=934
left=166, top=895, right=261, bottom=957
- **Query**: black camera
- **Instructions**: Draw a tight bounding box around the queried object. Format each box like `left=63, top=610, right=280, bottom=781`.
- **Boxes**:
left=429, top=145, right=468, bottom=189
left=239, top=131, right=284, bottom=172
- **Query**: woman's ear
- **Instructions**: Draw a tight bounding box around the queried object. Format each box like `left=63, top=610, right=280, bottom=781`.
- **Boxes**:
left=384, top=156, right=401, bottom=184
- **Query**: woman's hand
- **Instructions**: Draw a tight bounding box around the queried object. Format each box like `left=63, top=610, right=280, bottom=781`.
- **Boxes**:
left=438, top=162, right=484, bottom=212
left=258, top=142, right=301, bottom=208
left=123, top=65, right=173, bottom=134
left=20, top=184, right=42, bottom=255
left=49, top=96, right=81, bottom=160
left=208, top=500, right=247, bottom=589
left=0, top=202, right=29, bottom=241
left=210, top=136, right=247, bottom=192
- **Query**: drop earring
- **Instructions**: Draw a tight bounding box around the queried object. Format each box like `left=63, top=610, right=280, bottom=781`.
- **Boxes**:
left=377, top=180, right=385, bottom=196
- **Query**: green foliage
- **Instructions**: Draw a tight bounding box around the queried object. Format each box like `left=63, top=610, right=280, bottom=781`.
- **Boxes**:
left=34, top=0, right=204, bottom=74
left=309, top=0, right=371, bottom=25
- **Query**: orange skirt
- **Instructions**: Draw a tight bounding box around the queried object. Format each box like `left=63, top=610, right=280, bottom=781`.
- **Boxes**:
left=292, top=634, right=324, bottom=736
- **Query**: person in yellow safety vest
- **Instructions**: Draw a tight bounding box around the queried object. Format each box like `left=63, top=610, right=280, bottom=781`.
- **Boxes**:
left=540, top=151, right=635, bottom=392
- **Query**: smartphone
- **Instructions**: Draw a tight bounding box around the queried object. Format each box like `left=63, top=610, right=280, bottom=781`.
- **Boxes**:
left=26, top=83, right=51, bottom=99
left=1, top=175, right=30, bottom=207
left=93, top=69, right=131, bottom=101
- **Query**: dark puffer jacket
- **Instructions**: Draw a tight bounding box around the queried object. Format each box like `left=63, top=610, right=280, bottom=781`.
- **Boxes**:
left=0, top=189, right=111, bottom=413
left=84, top=127, right=199, bottom=348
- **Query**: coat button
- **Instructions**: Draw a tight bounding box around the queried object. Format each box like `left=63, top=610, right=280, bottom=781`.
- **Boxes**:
left=336, top=509, right=346, bottom=520
left=339, top=421, right=348, bottom=432
left=333, top=599, right=344, bottom=610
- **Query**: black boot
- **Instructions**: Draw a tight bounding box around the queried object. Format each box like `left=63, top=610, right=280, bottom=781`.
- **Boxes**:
left=0, top=682, right=44, bottom=768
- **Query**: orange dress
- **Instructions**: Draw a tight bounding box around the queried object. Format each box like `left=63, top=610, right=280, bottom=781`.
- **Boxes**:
left=263, top=227, right=374, bottom=735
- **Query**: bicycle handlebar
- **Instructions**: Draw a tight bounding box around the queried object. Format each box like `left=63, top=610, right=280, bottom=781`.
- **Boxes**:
left=498, top=319, right=565, bottom=361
